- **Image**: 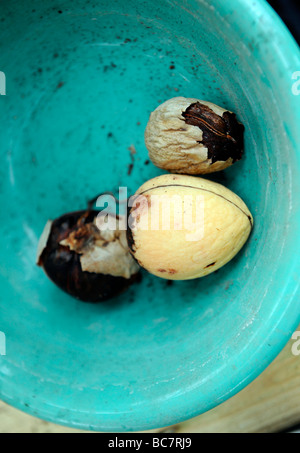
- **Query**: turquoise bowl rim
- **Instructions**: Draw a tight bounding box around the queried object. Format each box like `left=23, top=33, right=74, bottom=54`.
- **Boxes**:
left=1, top=0, right=300, bottom=431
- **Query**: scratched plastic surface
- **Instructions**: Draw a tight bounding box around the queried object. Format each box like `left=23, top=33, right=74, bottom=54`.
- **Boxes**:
left=0, top=0, right=299, bottom=431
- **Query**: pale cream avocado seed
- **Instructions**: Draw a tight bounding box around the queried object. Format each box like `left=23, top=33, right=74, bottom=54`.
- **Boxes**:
left=127, top=174, right=253, bottom=280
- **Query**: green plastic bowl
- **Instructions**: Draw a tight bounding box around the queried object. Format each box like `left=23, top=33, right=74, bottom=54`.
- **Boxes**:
left=0, top=0, right=300, bottom=432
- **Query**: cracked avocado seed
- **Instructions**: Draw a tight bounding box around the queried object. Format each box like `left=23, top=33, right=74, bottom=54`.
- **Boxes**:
left=37, top=209, right=140, bottom=302
left=145, top=97, right=244, bottom=174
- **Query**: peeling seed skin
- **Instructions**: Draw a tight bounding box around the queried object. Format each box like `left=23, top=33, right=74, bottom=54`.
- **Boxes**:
left=37, top=210, right=140, bottom=303
left=128, top=174, right=253, bottom=280
left=145, top=97, right=244, bottom=174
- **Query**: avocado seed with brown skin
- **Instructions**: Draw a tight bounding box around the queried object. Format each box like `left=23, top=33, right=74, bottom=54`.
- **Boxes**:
left=145, top=97, right=244, bottom=174
left=37, top=206, right=140, bottom=303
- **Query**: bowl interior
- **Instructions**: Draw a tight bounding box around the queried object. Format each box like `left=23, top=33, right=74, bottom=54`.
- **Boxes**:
left=0, top=0, right=300, bottom=431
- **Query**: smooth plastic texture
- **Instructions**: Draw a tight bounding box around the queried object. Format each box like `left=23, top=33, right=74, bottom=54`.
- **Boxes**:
left=0, top=0, right=299, bottom=432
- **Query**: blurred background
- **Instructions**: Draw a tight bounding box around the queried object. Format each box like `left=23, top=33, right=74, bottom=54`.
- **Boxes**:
left=0, top=0, right=299, bottom=434
left=268, top=0, right=300, bottom=43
